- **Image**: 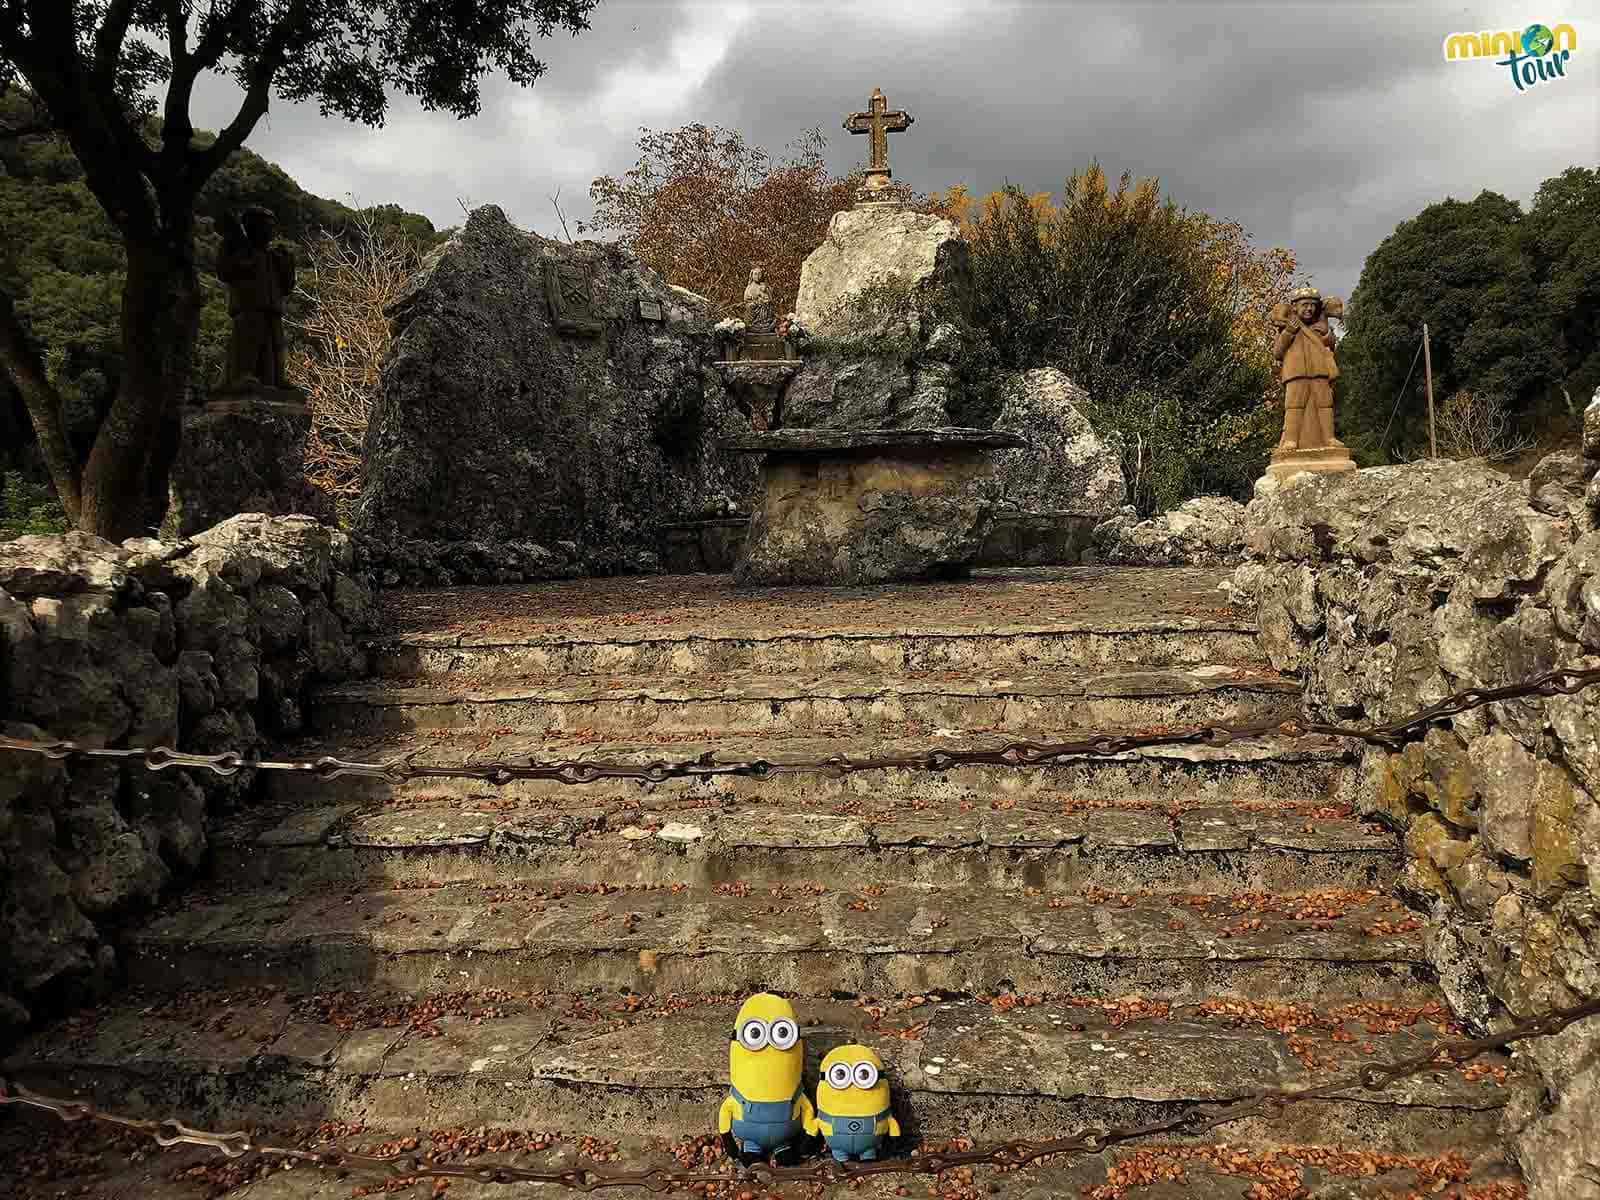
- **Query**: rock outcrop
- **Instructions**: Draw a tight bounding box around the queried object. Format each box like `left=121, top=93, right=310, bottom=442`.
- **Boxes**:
left=1094, top=496, right=1247, bottom=567
left=989, top=369, right=1124, bottom=514
left=355, top=205, right=756, bottom=574
left=782, top=206, right=975, bottom=430
left=0, top=516, right=371, bottom=1036
left=1230, top=454, right=1600, bottom=1200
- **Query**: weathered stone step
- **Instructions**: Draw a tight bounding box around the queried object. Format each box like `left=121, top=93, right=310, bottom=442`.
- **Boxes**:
left=375, top=622, right=1263, bottom=682
left=0, top=1109, right=1528, bottom=1200
left=8, top=989, right=1508, bottom=1153
left=310, top=666, right=1300, bottom=737
left=225, top=753, right=1396, bottom=894
left=124, top=882, right=1433, bottom=1002
left=371, top=566, right=1261, bottom=683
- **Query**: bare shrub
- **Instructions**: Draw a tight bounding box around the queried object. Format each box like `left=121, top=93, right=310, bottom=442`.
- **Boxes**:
left=1434, top=388, right=1534, bottom=462
left=289, top=211, right=423, bottom=521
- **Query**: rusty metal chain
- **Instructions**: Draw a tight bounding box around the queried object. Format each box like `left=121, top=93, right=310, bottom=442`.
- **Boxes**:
left=2, top=665, right=1597, bottom=787
left=4, top=996, right=1597, bottom=1191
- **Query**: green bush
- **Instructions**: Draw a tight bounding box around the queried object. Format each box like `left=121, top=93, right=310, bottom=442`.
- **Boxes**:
left=1, top=472, right=68, bottom=540
left=1087, top=390, right=1274, bottom=516
left=961, top=174, right=1280, bottom=513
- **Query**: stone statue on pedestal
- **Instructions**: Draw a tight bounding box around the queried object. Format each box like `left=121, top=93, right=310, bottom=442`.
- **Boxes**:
left=743, top=265, right=775, bottom=333
left=1264, top=287, right=1354, bottom=481
left=216, top=206, right=296, bottom=392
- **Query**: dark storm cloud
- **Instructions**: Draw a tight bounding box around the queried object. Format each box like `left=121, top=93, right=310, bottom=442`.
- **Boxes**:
left=189, top=1, right=1598, bottom=299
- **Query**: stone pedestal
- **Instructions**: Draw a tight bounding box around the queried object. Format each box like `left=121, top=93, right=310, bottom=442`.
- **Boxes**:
left=163, top=386, right=332, bottom=538
left=723, top=427, right=1025, bottom=586
left=714, top=359, right=801, bottom=431
left=1262, top=446, right=1357, bottom=484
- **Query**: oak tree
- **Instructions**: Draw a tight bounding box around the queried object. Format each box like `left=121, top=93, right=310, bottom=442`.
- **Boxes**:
left=0, top=0, right=598, bottom=539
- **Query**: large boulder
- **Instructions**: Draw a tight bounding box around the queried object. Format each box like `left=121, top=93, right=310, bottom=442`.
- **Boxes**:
left=989, top=369, right=1124, bottom=514
left=1094, top=496, right=1247, bottom=567
left=355, top=205, right=756, bottom=572
left=794, top=206, right=969, bottom=331
left=782, top=206, right=976, bottom=430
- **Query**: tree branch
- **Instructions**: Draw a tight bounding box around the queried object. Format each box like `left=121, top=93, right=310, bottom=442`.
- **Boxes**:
left=189, top=0, right=308, bottom=179
left=160, top=0, right=198, bottom=153
left=92, top=0, right=139, bottom=89
left=190, top=0, right=253, bottom=73
left=0, top=288, right=82, bottom=525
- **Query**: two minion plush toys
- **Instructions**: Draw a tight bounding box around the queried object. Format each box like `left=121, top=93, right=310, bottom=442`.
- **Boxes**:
left=719, top=992, right=901, bottom=1164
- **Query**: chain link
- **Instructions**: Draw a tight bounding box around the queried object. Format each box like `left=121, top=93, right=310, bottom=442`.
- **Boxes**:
left=4, top=996, right=1597, bottom=1190
left=4, top=665, right=1597, bottom=788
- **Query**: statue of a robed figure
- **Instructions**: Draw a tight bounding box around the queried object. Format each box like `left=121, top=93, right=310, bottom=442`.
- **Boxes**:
left=1265, top=286, right=1355, bottom=480
left=216, top=206, right=297, bottom=394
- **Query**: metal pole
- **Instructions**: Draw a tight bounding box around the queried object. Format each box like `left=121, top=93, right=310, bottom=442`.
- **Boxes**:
left=1423, top=323, right=1437, bottom=458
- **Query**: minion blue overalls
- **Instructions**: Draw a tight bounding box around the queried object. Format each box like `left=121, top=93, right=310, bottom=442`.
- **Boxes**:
left=728, top=1082, right=805, bottom=1155
left=815, top=1105, right=891, bottom=1160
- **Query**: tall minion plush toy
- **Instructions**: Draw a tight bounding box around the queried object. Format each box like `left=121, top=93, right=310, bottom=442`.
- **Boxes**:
left=807, top=1043, right=900, bottom=1161
left=718, top=993, right=814, bottom=1158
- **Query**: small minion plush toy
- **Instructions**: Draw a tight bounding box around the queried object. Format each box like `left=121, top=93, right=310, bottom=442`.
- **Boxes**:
left=807, top=1043, right=900, bottom=1162
left=718, top=993, right=814, bottom=1158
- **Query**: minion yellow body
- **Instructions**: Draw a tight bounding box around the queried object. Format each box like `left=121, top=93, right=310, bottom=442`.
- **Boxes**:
left=806, top=1044, right=900, bottom=1162
left=718, top=993, right=814, bottom=1157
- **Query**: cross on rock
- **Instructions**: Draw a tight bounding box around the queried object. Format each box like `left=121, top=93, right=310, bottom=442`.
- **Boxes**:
left=844, top=87, right=913, bottom=195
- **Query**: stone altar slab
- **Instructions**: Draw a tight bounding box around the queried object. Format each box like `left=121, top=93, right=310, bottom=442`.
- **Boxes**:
left=722, top=427, right=1027, bottom=586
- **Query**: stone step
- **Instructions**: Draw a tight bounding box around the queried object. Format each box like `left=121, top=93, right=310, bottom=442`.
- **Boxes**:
left=227, top=738, right=1393, bottom=894
left=370, top=565, right=1260, bottom=682
left=0, top=1111, right=1529, bottom=1200
left=123, top=882, right=1434, bottom=1003
left=309, top=665, right=1301, bottom=738
left=8, top=989, right=1509, bottom=1154
left=374, top=620, right=1263, bottom=682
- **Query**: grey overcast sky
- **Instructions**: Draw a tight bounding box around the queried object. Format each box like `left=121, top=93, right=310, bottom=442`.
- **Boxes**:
left=189, top=1, right=1598, bottom=300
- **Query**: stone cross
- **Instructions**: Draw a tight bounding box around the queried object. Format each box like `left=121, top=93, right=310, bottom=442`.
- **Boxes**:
left=844, top=87, right=913, bottom=194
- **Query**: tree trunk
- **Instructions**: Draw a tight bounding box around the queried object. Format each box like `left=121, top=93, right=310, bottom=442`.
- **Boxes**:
left=0, top=290, right=82, bottom=524
left=77, top=231, right=202, bottom=541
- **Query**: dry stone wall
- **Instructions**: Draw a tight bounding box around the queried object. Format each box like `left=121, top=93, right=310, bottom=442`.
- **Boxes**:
left=1230, top=452, right=1600, bottom=1200
left=0, top=515, right=372, bottom=1040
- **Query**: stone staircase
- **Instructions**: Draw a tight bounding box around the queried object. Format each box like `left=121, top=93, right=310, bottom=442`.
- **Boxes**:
left=5, top=568, right=1525, bottom=1198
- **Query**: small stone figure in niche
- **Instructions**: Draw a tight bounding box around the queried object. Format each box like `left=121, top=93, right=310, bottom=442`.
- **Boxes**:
left=216, top=206, right=295, bottom=390
left=743, top=265, right=776, bottom=334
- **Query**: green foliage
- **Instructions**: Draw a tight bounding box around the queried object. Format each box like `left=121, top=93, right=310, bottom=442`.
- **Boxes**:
left=0, top=472, right=68, bottom=541
left=1526, top=167, right=1600, bottom=408
left=962, top=172, right=1278, bottom=510
left=1088, top=391, right=1275, bottom=516
left=1, top=2, right=601, bottom=127
left=1337, top=178, right=1598, bottom=462
left=0, top=88, right=442, bottom=459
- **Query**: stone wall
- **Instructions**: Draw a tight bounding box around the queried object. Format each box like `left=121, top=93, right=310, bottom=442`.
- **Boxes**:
left=0, top=515, right=372, bottom=1040
left=1231, top=452, right=1600, bottom=1200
